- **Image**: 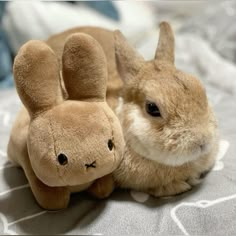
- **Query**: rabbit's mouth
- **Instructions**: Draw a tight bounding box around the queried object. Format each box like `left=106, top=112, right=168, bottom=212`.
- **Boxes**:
left=127, top=131, right=217, bottom=167
left=199, top=142, right=212, bottom=155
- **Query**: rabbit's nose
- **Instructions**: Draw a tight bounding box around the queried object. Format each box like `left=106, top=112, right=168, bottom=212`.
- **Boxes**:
left=200, top=144, right=206, bottom=152
left=57, top=153, right=68, bottom=165
left=200, top=143, right=210, bottom=153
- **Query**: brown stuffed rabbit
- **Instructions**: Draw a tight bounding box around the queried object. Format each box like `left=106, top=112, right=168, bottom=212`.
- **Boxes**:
left=46, top=22, right=219, bottom=197
left=7, top=33, right=124, bottom=210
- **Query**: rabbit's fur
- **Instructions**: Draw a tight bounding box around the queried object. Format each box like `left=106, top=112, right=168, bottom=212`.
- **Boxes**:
left=45, top=22, right=219, bottom=197
left=7, top=33, right=124, bottom=210
left=112, top=23, right=219, bottom=196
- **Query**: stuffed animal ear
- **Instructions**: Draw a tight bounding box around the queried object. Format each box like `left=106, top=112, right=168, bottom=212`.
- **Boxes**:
left=13, top=40, right=62, bottom=117
left=155, top=21, right=175, bottom=64
left=62, top=33, right=107, bottom=101
left=114, top=30, right=144, bottom=83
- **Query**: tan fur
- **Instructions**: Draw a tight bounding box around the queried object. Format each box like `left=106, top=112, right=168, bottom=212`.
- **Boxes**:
left=112, top=22, right=219, bottom=196
left=7, top=33, right=125, bottom=210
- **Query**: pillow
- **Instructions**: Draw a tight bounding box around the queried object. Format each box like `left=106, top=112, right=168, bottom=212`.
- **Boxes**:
left=2, top=1, right=155, bottom=54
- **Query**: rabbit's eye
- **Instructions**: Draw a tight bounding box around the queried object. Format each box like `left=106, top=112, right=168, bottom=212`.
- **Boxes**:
left=145, top=101, right=161, bottom=117
left=57, top=153, right=68, bottom=165
left=108, top=139, right=114, bottom=151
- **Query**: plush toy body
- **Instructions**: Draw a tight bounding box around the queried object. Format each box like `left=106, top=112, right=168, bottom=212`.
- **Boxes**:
left=7, top=33, right=124, bottom=210
left=44, top=22, right=219, bottom=197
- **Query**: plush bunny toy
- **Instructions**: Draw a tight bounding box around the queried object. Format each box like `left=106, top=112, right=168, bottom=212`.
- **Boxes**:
left=7, top=33, right=124, bottom=210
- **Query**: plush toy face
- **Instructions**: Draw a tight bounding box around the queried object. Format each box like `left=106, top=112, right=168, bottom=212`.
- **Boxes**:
left=28, top=101, right=123, bottom=187
left=13, top=33, right=124, bottom=187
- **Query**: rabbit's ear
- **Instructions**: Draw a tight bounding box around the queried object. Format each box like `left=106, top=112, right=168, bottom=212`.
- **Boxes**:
left=62, top=33, right=107, bottom=101
left=13, top=40, right=62, bottom=117
left=155, top=22, right=175, bottom=64
left=114, top=30, right=144, bottom=83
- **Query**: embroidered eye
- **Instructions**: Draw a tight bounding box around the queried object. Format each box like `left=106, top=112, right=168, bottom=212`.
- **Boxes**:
left=145, top=101, right=161, bottom=117
left=57, top=153, right=68, bottom=165
left=108, top=139, right=114, bottom=151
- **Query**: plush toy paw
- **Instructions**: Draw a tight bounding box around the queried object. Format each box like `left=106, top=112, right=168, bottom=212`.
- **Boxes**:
left=87, top=174, right=115, bottom=199
left=31, top=179, right=70, bottom=210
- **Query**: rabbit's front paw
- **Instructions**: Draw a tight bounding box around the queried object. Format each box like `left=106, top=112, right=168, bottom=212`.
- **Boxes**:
left=87, top=174, right=115, bottom=199
left=148, top=180, right=192, bottom=197
left=186, top=168, right=212, bottom=187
